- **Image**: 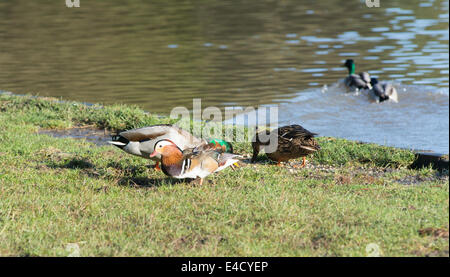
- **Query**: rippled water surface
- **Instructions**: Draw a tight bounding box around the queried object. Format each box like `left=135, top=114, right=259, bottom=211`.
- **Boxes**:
left=0, top=0, right=448, bottom=152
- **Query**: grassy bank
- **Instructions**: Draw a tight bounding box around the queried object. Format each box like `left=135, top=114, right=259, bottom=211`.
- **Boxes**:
left=0, top=94, right=448, bottom=256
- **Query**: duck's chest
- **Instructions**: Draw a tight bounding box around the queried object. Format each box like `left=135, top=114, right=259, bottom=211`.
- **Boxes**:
left=161, top=163, right=183, bottom=177
left=162, top=158, right=214, bottom=179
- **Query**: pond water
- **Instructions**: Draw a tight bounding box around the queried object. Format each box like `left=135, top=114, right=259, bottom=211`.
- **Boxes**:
left=0, top=0, right=448, bottom=153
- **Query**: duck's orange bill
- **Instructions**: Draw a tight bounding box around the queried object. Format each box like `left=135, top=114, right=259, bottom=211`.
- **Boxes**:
left=150, top=151, right=157, bottom=158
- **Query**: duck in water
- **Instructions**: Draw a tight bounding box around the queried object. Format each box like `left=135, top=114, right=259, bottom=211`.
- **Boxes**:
left=367, top=77, right=398, bottom=103
left=342, top=59, right=372, bottom=91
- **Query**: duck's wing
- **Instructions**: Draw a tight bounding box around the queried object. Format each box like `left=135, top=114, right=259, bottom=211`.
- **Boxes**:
left=372, top=83, right=386, bottom=100
left=177, top=149, right=226, bottom=179
left=119, top=124, right=205, bottom=146
left=358, top=72, right=371, bottom=84
left=277, top=125, right=320, bottom=153
left=345, top=74, right=366, bottom=90
left=215, top=152, right=242, bottom=171
left=279, top=124, right=318, bottom=140
left=298, top=137, right=321, bottom=152
left=181, top=146, right=242, bottom=177
left=182, top=141, right=226, bottom=159
left=118, top=124, right=175, bottom=142
left=214, top=151, right=242, bottom=163
left=109, top=125, right=166, bottom=148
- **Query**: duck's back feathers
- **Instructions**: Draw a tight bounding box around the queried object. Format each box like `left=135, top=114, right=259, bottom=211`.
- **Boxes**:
left=345, top=73, right=371, bottom=91
left=119, top=124, right=204, bottom=145
left=368, top=81, right=398, bottom=103
left=109, top=124, right=206, bottom=160
left=252, top=124, right=320, bottom=163
left=342, top=59, right=371, bottom=91
left=359, top=72, right=371, bottom=84
left=182, top=141, right=226, bottom=159
left=278, top=124, right=318, bottom=140
left=117, top=125, right=169, bottom=142
left=174, top=147, right=241, bottom=179
left=371, top=82, right=386, bottom=100
left=274, top=126, right=320, bottom=161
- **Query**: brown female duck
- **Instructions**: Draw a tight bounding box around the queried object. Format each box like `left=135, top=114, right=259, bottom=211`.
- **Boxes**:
left=251, top=124, right=320, bottom=167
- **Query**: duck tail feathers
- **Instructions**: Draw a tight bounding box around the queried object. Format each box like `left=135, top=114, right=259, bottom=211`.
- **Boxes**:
left=108, top=141, right=127, bottom=146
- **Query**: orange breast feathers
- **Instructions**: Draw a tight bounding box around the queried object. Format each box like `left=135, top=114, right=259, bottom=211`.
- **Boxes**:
left=160, top=145, right=184, bottom=165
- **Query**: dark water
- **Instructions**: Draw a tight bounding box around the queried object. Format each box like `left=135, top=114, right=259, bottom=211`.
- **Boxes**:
left=0, top=0, right=448, bottom=153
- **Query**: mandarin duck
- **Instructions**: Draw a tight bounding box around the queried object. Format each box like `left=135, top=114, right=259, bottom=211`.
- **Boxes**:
left=109, top=124, right=233, bottom=170
left=151, top=139, right=242, bottom=185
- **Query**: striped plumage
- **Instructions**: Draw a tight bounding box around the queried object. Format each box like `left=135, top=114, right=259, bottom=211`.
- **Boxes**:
left=151, top=139, right=242, bottom=185
left=251, top=124, right=320, bottom=167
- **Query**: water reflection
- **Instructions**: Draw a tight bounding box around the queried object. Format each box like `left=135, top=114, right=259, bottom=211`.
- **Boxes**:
left=0, top=0, right=448, bottom=152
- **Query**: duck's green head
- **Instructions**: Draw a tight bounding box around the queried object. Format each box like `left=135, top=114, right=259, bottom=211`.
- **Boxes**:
left=343, top=59, right=355, bottom=75
left=209, top=139, right=233, bottom=153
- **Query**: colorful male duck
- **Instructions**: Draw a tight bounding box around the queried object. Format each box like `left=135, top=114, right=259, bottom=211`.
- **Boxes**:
left=151, top=139, right=242, bottom=185
left=108, top=124, right=233, bottom=170
left=343, top=59, right=372, bottom=91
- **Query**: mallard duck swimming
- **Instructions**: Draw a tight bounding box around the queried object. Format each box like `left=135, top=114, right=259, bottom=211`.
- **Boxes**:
left=251, top=124, right=320, bottom=167
left=151, top=139, right=242, bottom=185
left=367, top=78, right=398, bottom=103
left=343, top=59, right=372, bottom=91
left=108, top=124, right=206, bottom=170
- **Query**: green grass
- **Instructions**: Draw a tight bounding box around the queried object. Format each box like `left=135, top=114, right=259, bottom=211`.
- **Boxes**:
left=0, top=94, right=448, bottom=256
